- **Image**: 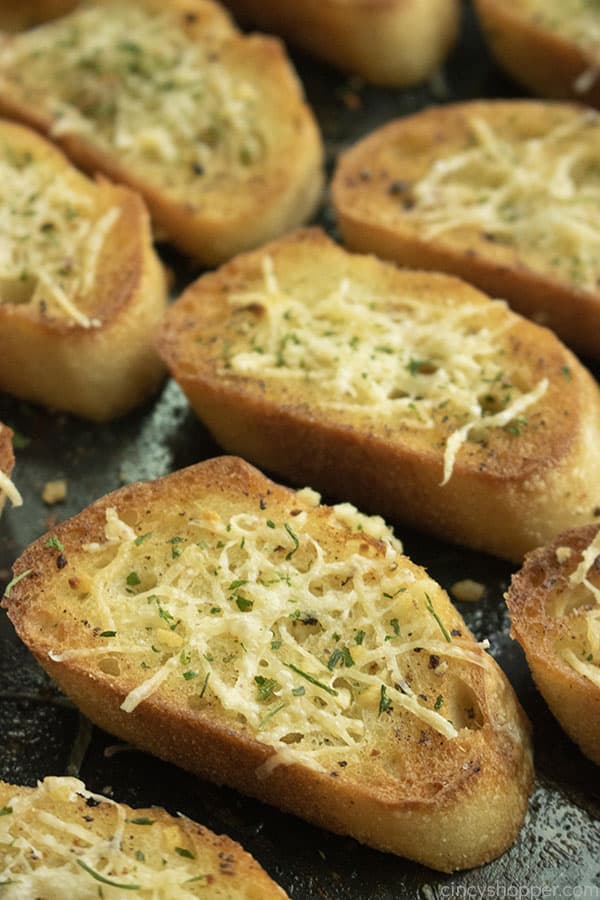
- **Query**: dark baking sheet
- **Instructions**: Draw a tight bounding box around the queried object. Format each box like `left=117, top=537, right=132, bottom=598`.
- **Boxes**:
left=0, top=3, right=599, bottom=896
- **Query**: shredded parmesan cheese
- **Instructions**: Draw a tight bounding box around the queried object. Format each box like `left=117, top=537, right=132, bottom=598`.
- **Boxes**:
left=0, top=424, right=22, bottom=509
left=221, top=255, right=547, bottom=483
left=0, top=777, right=229, bottom=896
left=408, top=111, right=600, bottom=293
left=0, top=2, right=264, bottom=196
left=60, top=501, right=493, bottom=776
left=561, top=530, right=600, bottom=681
left=0, top=137, right=120, bottom=327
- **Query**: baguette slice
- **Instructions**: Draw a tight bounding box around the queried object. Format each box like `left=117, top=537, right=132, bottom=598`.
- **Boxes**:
left=0, top=119, right=167, bottom=421
left=507, top=524, right=600, bottom=765
left=0, top=776, right=288, bottom=897
left=157, top=228, right=600, bottom=562
left=474, top=0, right=600, bottom=107
left=222, top=0, right=460, bottom=87
left=332, top=100, right=600, bottom=358
left=0, top=422, right=21, bottom=516
left=3, top=456, right=533, bottom=872
left=0, top=0, right=323, bottom=266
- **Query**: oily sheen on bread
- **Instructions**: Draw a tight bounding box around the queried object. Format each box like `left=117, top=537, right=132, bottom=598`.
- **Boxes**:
left=0, top=0, right=323, bottom=265
left=222, top=0, right=461, bottom=87
left=332, top=101, right=600, bottom=358
left=0, top=119, right=167, bottom=421
left=0, top=421, right=21, bottom=516
left=507, top=524, right=600, bottom=765
left=0, top=776, right=288, bottom=897
left=474, top=0, right=600, bottom=107
left=3, top=456, right=533, bottom=872
left=157, top=229, right=600, bottom=561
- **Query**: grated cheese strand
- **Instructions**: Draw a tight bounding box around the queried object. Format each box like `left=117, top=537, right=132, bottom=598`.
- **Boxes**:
left=561, top=529, right=600, bottom=682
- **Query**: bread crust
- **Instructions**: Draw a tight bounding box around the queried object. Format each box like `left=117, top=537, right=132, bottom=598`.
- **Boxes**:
left=0, top=0, right=323, bottom=265
left=332, top=100, right=600, bottom=358
left=157, top=229, right=600, bottom=561
left=0, top=777, right=288, bottom=897
left=222, top=0, right=461, bottom=87
left=474, top=0, right=600, bottom=107
left=507, top=524, right=600, bottom=765
left=3, top=456, right=533, bottom=872
left=0, top=119, right=167, bottom=421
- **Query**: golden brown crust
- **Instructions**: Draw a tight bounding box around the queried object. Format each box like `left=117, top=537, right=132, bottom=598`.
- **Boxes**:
left=0, top=119, right=167, bottom=421
left=332, top=100, right=600, bottom=358
left=0, top=777, right=288, bottom=897
left=222, top=0, right=461, bottom=87
left=156, top=228, right=600, bottom=561
left=3, top=456, right=533, bottom=872
left=474, top=0, right=600, bottom=107
left=0, top=0, right=324, bottom=265
left=506, top=524, right=600, bottom=765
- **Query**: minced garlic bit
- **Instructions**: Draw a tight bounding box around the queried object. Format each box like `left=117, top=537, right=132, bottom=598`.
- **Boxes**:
left=0, top=777, right=216, bottom=896
left=0, top=2, right=263, bottom=194
left=450, top=579, right=485, bottom=603
left=560, top=530, right=600, bottom=686
left=407, top=111, right=600, bottom=293
left=59, top=506, right=493, bottom=773
left=42, top=479, right=67, bottom=505
left=222, top=255, right=548, bottom=483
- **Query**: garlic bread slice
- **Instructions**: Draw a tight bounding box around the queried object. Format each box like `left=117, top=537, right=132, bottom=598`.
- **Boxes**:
left=222, top=0, right=460, bottom=88
left=0, top=776, right=288, bottom=897
left=474, top=0, right=600, bottom=107
left=333, top=101, right=600, bottom=358
left=3, top=456, right=533, bottom=872
left=0, top=0, right=323, bottom=265
left=507, top=524, right=600, bottom=765
left=157, top=229, right=600, bottom=561
left=0, top=119, right=167, bottom=421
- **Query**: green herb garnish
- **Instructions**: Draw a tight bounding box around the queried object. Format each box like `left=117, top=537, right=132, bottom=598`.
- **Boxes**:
left=284, top=524, right=299, bottom=560
left=434, top=694, right=444, bottom=711
left=292, top=686, right=305, bottom=696
left=183, top=671, right=198, bottom=681
left=3, top=569, right=32, bottom=598
left=425, top=593, right=452, bottom=643
left=0, top=806, right=13, bottom=816
left=175, top=847, right=195, bottom=860
left=355, top=630, right=365, bottom=645
left=254, top=675, right=280, bottom=701
left=258, top=702, right=287, bottom=729
left=99, top=630, right=116, bottom=638
left=126, top=571, right=141, bottom=586
left=76, top=860, right=140, bottom=890
left=126, top=817, right=154, bottom=826
left=45, top=536, right=64, bottom=551
left=378, top=685, right=393, bottom=716
left=134, top=532, right=152, bottom=546
left=236, top=595, right=253, bottom=612
left=285, top=663, right=338, bottom=696
left=199, top=672, right=210, bottom=698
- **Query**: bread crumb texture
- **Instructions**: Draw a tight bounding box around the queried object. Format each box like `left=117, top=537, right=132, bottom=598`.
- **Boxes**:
left=0, top=775, right=287, bottom=898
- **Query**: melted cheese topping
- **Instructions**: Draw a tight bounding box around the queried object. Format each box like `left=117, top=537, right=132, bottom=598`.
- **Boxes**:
left=0, top=142, right=120, bottom=327
left=408, top=112, right=600, bottom=292
left=0, top=2, right=263, bottom=194
left=524, top=0, right=600, bottom=59
left=563, top=531, right=600, bottom=687
left=0, top=777, right=231, bottom=897
left=53, top=499, right=491, bottom=775
left=221, top=256, right=547, bottom=483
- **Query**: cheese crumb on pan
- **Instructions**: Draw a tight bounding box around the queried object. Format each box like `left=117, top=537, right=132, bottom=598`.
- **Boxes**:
left=450, top=580, right=485, bottom=603
left=224, top=255, right=547, bottom=483
left=51, top=501, right=493, bottom=774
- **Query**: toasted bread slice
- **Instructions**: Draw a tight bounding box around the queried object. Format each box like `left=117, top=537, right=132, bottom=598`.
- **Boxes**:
left=0, top=422, right=21, bottom=516
left=0, top=776, right=288, bottom=897
left=507, top=524, right=600, bottom=765
left=156, top=229, right=600, bottom=562
left=0, top=119, right=167, bottom=421
left=3, top=456, right=533, bottom=872
left=332, top=101, right=600, bottom=358
left=0, top=0, right=323, bottom=265
left=474, top=0, right=600, bottom=107
left=222, top=0, right=460, bottom=87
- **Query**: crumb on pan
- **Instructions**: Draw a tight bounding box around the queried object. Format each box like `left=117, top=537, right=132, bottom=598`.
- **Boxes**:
left=450, top=579, right=486, bottom=602
left=42, top=479, right=67, bottom=505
